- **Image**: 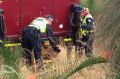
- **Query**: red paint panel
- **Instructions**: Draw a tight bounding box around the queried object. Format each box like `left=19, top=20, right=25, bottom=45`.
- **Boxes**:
left=0, top=0, right=20, bottom=36
left=0, top=0, right=80, bottom=37
left=53, top=0, right=80, bottom=35
left=53, top=0, right=71, bottom=35
left=21, top=0, right=54, bottom=30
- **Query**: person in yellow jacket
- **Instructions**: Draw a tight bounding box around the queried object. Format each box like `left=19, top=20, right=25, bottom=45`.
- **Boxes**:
left=79, top=8, right=95, bottom=57
left=21, top=15, right=61, bottom=66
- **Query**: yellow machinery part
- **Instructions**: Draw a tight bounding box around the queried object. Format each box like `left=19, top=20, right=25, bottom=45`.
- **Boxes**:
left=64, top=38, right=72, bottom=42
left=4, top=43, right=21, bottom=47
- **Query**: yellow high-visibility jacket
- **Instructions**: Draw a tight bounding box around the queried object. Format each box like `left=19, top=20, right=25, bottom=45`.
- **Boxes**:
left=29, top=17, right=49, bottom=33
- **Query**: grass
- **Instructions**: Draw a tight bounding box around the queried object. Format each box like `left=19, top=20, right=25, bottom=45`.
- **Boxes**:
left=0, top=0, right=120, bottom=79
left=62, top=56, right=107, bottom=79
left=111, top=44, right=120, bottom=79
left=94, top=0, right=120, bottom=78
left=0, top=46, right=108, bottom=79
left=0, top=46, right=33, bottom=79
left=0, top=47, right=19, bottom=79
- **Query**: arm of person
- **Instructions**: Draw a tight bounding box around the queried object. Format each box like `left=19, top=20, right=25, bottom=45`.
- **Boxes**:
left=86, top=18, right=95, bottom=29
left=46, top=24, right=61, bottom=52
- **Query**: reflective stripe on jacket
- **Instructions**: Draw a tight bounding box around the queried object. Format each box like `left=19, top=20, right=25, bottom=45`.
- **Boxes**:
left=82, top=14, right=93, bottom=25
left=29, top=17, right=48, bottom=33
left=81, top=14, right=95, bottom=36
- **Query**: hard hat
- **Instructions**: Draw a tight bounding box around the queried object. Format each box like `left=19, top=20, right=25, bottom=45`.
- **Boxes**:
left=46, top=15, right=54, bottom=21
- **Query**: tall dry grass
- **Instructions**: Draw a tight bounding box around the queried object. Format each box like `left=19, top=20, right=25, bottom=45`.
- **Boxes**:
left=92, top=0, right=120, bottom=79
left=0, top=0, right=120, bottom=79
left=0, top=46, right=108, bottom=79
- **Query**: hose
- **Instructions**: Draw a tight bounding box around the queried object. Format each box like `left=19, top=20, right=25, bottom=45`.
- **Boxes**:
left=0, top=9, right=7, bottom=38
left=70, top=13, right=76, bottom=26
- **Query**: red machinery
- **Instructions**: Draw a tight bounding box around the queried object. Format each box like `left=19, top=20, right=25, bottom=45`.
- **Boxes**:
left=0, top=0, right=80, bottom=39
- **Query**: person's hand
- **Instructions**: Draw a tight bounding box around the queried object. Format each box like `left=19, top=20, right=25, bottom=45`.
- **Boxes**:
left=53, top=47, right=61, bottom=52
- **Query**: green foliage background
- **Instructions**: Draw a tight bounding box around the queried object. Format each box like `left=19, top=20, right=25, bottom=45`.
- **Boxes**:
left=80, top=0, right=120, bottom=79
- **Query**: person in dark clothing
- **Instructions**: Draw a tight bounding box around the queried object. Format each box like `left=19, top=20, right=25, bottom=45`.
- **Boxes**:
left=79, top=8, right=95, bottom=57
left=21, top=15, right=61, bottom=66
left=0, top=9, right=5, bottom=46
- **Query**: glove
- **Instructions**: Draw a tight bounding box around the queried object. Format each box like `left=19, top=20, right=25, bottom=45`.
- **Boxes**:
left=53, top=47, right=61, bottom=52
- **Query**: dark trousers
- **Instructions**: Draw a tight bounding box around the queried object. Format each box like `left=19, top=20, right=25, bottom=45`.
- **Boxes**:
left=84, top=36, right=94, bottom=55
left=80, top=33, right=94, bottom=55
left=21, top=27, right=41, bottom=65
